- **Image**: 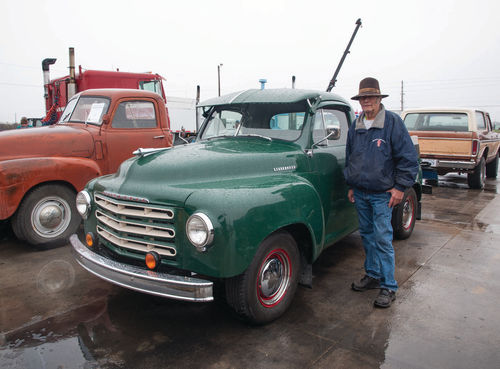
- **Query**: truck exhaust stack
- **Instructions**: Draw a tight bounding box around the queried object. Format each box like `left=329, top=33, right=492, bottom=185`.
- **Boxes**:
left=42, top=58, right=56, bottom=99
left=68, top=47, right=77, bottom=99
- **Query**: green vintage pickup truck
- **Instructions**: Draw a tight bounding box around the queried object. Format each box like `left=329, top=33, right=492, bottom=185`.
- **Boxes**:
left=70, top=88, right=424, bottom=324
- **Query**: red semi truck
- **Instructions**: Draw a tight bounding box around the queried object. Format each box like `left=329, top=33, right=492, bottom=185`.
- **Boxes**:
left=41, top=48, right=167, bottom=125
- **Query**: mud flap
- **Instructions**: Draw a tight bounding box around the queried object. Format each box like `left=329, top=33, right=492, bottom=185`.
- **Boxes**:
left=416, top=200, right=422, bottom=220
left=299, top=262, right=313, bottom=288
left=422, top=184, right=433, bottom=194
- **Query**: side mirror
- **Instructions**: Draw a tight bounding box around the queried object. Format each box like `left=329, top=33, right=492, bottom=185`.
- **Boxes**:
left=312, top=125, right=341, bottom=149
left=326, top=125, right=341, bottom=140
left=101, top=113, right=110, bottom=126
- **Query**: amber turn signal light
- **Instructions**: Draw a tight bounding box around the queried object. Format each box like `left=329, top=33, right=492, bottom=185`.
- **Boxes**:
left=85, top=232, right=95, bottom=248
left=145, top=252, right=160, bottom=270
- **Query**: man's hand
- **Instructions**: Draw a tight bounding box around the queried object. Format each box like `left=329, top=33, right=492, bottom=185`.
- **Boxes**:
left=387, top=188, right=404, bottom=208
left=348, top=188, right=355, bottom=203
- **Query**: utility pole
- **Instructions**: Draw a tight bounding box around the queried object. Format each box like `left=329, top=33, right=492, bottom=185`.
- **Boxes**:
left=400, top=80, right=404, bottom=112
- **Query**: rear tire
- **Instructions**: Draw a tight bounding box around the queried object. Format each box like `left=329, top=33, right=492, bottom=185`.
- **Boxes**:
left=486, top=151, right=498, bottom=178
left=467, top=157, right=486, bottom=189
left=225, top=231, right=300, bottom=324
left=392, top=188, right=417, bottom=240
left=11, top=184, right=81, bottom=247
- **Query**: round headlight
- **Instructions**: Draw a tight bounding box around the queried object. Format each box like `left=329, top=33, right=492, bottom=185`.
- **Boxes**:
left=186, top=212, right=214, bottom=251
left=76, top=191, right=92, bottom=219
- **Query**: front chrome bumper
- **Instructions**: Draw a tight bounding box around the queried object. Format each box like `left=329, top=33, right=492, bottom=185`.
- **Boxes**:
left=70, top=234, right=213, bottom=302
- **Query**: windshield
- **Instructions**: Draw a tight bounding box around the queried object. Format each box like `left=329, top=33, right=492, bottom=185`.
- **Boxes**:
left=59, top=96, right=110, bottom=125
left=200, top=104, right=306, bottom=141
left=139, top=80, right=162, bottom=96
left=404, top=112, right=469, bottom=132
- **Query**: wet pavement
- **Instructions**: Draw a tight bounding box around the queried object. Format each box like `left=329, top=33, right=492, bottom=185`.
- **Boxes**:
left=1, top=173, right=499, bottom=369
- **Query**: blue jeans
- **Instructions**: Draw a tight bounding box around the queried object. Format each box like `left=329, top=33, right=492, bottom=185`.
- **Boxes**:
left=353, top=189, right=397, bottom=291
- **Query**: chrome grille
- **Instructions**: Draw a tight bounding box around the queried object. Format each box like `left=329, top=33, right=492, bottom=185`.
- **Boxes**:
left=94, top=192, right=176, bottom=257
left=95, top=193, right=173, bottom=220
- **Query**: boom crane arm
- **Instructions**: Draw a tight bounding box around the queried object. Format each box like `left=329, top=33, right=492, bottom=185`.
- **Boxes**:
left=326, top=18, right=362, bottom=92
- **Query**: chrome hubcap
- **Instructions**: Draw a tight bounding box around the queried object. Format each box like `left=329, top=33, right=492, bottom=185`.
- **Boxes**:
left=39, top=205, right=63, bottom=228
left=260, top=259, right=283, bottom=297
left=257, top=249, right=291, bottom=307
left=32, top=197, right=71, bottom=238
left=402, top=197, right=414, bottom=230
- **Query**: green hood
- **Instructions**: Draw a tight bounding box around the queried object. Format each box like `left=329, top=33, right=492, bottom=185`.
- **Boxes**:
left=93, top=137, right=307, bottom=206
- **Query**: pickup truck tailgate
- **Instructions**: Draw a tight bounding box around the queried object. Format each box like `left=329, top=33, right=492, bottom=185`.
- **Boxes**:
left=410, top=131, right=474, bottom=158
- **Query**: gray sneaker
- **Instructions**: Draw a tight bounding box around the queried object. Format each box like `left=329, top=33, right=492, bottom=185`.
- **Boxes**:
left=351, top=275, right=380, bottom=292
left=374, top=288, right=396, bottom=308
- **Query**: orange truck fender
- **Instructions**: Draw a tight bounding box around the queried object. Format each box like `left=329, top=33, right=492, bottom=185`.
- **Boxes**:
left=0, top=157, right=102, bottom=220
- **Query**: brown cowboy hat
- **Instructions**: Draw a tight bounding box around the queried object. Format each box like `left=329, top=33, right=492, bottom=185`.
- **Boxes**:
left=351, top=77, right=389, bottom=100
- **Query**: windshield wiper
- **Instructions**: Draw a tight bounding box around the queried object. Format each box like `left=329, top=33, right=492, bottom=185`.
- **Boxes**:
left=236, top=134, right=272, bottom=142
left=205, top=135, right=233, bottom=140
left=205, top=133, right=272, bottom=142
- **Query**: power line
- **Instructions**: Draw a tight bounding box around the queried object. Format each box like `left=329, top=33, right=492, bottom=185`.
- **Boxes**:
left=381, top=77, right=500, bottom=90
left=0, top=61, right=67, bottom=75
left=406, top=102, right=500, bottom=108
left=404, top=83, right=500, bottom=92
left=0, top=61, right=40, bottom=70
left=0, top=82, right=42, bottom=88
left=404, top=76, right=500, bottom=84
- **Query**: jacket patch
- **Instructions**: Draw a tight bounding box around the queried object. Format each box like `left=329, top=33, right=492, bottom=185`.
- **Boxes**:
left=372, top=138, right=386, bottom=147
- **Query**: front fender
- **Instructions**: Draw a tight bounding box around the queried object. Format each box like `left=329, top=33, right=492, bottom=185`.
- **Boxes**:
left=182, top=175, right=324, bottom=278
left=0, top=157, right=102, bottom=219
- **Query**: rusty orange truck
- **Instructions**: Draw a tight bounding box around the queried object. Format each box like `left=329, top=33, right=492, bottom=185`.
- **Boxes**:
left=0, top=89, right=173, bottom=246
left=402, top=108, right=500, bottom=189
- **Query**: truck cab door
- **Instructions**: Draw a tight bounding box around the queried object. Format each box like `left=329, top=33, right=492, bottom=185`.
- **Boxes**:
left=308, top=107, right=357, bottom=247
left=104, top=98, right=170, bottom=173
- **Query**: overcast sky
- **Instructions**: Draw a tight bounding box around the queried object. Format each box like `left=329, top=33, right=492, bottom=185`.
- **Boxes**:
left=1, top=0, right=500, bottom=123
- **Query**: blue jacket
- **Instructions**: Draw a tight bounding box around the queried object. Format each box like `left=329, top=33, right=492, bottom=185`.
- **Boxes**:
left=343, top=105, right=418, bottom=193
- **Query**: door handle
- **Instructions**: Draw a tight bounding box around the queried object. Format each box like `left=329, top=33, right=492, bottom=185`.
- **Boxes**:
left=153, top=135, right=165, bottom=139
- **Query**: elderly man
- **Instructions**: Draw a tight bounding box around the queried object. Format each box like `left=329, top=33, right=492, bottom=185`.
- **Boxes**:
left=344, top=77, right=419, bottom=308
left=16, top=117, right=31, bottom=129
